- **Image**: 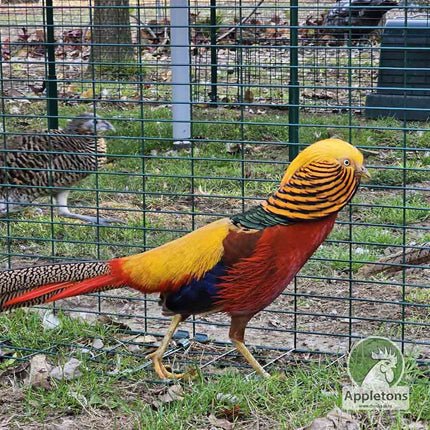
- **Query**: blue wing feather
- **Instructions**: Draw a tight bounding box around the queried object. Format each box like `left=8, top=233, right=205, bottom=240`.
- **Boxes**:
left=163, top=263, right=225, bottom=314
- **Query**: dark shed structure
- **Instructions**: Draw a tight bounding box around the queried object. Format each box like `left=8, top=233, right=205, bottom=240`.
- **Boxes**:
left=366, top=18, right=430, bottom=121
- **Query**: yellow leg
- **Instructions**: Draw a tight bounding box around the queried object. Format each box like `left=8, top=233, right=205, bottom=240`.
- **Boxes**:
left=146, top=314, right=184, bottom=379
left=232, top=339, right=270, bottom=378
left=229, top=315, right=270, bottom=379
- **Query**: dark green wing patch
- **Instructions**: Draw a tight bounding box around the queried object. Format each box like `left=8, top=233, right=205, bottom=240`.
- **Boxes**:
left=231, top=205, right=294, bottom=230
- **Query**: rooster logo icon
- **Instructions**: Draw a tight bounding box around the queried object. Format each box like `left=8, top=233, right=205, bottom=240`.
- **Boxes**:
left=348, top=337, right=404, bottom=388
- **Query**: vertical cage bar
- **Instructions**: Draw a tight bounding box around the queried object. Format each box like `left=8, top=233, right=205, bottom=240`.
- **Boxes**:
left=288, top=0, right=299, bottom=160
left=210, top=0, right=218, bottom=104
left=347, top=11, right=353, bottom=351
left=45, top=0, right=58, bottom=130
left=401, top=0, right=409, bottom=354
left=290, top=0, right=299, bottom=352
left=238, top=1, right=245, bottom=213
left=0, top=30, right=11, bottom=270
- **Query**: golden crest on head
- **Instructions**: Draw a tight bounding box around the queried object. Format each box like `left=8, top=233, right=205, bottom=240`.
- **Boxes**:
left=281, top=139, right=366, bottom=186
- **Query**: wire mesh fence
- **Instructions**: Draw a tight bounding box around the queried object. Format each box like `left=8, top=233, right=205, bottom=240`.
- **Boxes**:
left=0, top=0, right=429, bottom=377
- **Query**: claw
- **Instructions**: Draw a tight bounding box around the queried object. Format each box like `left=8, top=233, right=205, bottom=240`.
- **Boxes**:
left=59, top=213, right=124, bottom=225
left=146, top=351, right=183, bottom=380
left=92, top=216, right=126, bottom=226
left=55, top=190, right=124, bottom=225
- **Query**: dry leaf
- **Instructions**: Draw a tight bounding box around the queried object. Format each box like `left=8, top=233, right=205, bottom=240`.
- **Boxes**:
left=42, top=311, right=60, bottom=330
left=0, top=361, right=28, bottom=379
left=208, top=414, right=233, bottom=430
left=27, top=354, right=52, bottom=389
left=50, top=358, right=82, bottom=381
left=127, top=343, right=141, bottom=353
left=97, top=315, right=131, bottom=330
left=127, top=335, right=157, bottom=352
left=92, top=338, right=104, bottom=349
left=152, top=385, right=184, bottom=408
left=299, top=407, right=359, bottom=430
left=216, top=404, right=242, bottom=421
left=140, top=335, right=157, bottom=344
left=226, top=143, right=241, bottom=154
left=160, top=385, right=184, bottom=403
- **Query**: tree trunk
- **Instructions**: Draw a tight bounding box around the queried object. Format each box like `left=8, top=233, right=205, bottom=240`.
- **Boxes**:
left=91, top=0, right=135, bottom=77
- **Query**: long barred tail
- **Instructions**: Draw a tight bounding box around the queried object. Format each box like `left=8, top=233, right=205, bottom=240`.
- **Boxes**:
left=0, top=261, right=122, bottom=310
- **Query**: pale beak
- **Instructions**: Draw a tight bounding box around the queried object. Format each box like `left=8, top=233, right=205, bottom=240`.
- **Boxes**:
left=358, top=166, right=371, bottom=181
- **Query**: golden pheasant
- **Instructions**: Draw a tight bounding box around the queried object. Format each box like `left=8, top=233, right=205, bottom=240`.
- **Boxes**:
left=0, top=139, right=370, bottom=379
left=0, top=113, right=118, bottom=225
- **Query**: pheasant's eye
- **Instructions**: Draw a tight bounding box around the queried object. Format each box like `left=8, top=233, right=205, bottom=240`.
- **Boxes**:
left=343, top=159, right=350, bottom=167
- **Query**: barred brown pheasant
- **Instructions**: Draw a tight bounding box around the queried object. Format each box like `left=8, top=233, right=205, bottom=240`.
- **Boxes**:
left=0, top=113, right=119, bottom=225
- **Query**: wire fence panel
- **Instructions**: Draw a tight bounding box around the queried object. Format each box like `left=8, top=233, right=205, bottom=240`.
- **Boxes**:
left=0, top=0, right=429, bottom=375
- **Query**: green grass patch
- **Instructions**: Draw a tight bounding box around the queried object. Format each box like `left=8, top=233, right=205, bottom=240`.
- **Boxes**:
left=0, top=310, right=428, bottom=428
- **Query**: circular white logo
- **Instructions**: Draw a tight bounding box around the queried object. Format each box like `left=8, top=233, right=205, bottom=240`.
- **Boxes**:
left=348, top=336, right=405, bottom=389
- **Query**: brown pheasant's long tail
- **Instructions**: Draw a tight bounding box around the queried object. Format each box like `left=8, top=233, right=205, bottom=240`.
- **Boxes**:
left=0, top=261, right=123, bottom=310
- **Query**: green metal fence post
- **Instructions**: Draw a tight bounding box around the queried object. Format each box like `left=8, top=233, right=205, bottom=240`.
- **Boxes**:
left=45, top=0, right=58, bottom=130
left=288, top=0, right=299, bottom=160
left=210, top=0, right=218, bottom=104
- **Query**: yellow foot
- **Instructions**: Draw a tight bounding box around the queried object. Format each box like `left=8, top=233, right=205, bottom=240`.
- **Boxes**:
left=146, top=352, right=183, bottom=380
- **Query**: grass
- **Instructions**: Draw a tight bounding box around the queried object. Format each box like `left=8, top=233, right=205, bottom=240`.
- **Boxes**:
left=0, top=310, right=429, bottom=428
